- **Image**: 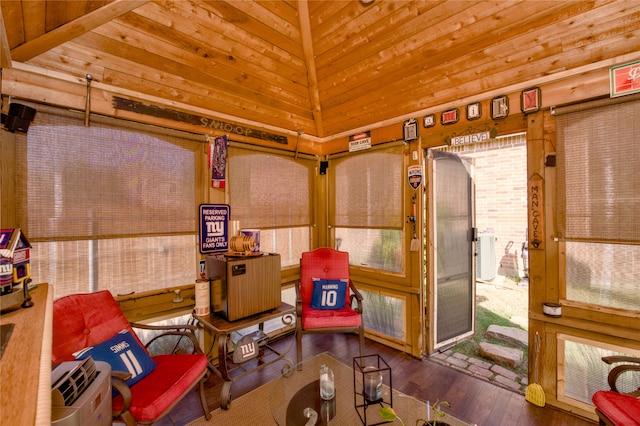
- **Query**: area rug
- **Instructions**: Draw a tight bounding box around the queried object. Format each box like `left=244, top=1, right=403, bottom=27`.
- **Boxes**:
left=188, top=352, right=471, bottom=426
left=187, top=378, right=277, bottom=425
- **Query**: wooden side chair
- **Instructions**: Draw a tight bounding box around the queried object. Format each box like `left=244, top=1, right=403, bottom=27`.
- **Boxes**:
left=52, top=290, right=211, bottom=425
left=295, top=247, right=365, bottom=366
left=592, top=355, right=640, bottom=426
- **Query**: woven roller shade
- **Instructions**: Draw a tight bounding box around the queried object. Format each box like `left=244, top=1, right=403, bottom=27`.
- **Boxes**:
left=556, top=99, right=640, bottom=243
left=228, top=147, right=313, bottom=229
left=25, top=111, right=199, bottom=240
left=332, top=147, right=403, bottom=229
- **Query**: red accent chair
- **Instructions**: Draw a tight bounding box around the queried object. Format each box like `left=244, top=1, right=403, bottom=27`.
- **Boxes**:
left=295, top=247, right=365, bottom=366
left=592, top=355, right=640, bottom=426
left=52, top=290, right=211, bottom=425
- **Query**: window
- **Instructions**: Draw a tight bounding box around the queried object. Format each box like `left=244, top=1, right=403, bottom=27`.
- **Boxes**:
left=15, top=109, right=203, bottom=298
left=331, top=145, right=404, bottom=272
left=558, top=335, right=640, bottom=408
left=565, top=242, right=640, bottom=310
left=360, top=290, right=405, bottom=340
left=228, top=146, right=313, bottom=267
left=556, top=98, right=640, bottom=311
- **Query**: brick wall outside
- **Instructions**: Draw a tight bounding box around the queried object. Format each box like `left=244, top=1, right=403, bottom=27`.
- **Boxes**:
left=442, top=133, right=528, bottom=280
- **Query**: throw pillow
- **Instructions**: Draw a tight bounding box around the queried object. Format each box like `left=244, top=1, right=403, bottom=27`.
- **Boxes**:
left=310, top=278, right=348, bottom=310
left=74, top=329, right=156, bottom=388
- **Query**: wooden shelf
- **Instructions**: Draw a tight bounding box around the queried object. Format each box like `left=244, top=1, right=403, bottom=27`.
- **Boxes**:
left=0, top=283, right=52, bottom=425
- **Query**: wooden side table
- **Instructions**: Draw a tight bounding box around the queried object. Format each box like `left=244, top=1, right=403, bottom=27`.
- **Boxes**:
left=194, top=301, right=294, bottom=409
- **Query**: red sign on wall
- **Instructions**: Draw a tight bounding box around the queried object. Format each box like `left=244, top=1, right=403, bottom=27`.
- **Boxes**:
left=610, top=60, right=640, bottom=97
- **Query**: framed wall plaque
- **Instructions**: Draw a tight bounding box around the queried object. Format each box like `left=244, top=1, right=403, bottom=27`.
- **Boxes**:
left=403, top=118, right=418, bottom=142
left=491, top=95, right=509, bottom=119
left=441, top=108, right=459, bottom=125
left=466, top=102, right=482, bottom=120
left=423, top=114, right=436, bottom=128
left=610, top=60, right=640, bottom=97
left=521, top=87, right=541, bottom=113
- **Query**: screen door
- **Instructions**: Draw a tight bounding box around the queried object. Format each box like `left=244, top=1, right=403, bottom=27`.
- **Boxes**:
left=428, top=150, right=475, bottom=350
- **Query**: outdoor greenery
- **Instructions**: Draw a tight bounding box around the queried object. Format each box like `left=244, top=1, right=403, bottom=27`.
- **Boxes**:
left=451, top=304, right=529, bottom=377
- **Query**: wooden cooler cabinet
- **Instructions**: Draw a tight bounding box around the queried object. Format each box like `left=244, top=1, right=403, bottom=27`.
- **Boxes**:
left=205, top=253, right=281, bottom=321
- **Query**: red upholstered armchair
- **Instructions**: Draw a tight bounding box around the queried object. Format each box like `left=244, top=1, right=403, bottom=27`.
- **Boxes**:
left=592, top=355, right=640, bottom=426
left=52, top=290, right=211, bottom=425
left=295, top=247, right=365, bottom=366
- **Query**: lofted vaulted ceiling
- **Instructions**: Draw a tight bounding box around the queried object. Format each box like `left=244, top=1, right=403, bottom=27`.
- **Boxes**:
left=2, top=0, right=640, bottom=140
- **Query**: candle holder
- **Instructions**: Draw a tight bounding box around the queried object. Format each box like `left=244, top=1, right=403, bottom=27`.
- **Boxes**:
left=353, top=354, right=392, bottom=425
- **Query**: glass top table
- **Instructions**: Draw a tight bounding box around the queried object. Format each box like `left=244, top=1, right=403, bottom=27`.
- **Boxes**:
left=269, top=352, right=473, bottom=426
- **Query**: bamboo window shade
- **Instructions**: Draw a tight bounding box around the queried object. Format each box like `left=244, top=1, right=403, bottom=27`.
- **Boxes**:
left=556, top=98, right=640, bottom=243
left=228, top=146, right=313, bottom=229
left=20, top=110, right=200, bottom=241
left=332, top=146, right=403, bottom=229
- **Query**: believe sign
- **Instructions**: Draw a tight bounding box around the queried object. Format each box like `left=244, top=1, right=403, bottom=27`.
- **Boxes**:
left=450, top=130, right=491, bottom=146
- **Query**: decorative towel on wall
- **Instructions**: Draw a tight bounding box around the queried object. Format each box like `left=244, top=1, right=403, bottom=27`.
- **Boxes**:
left=210, top=134, right=228, bottom=188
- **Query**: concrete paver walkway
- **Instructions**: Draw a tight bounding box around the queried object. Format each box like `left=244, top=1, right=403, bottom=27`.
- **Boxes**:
left=429, top=349, right=528, bottom=394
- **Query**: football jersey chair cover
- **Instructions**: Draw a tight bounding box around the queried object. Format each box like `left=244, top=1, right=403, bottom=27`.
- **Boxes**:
left=295, top=247, right=365, bottom=366
left=592, top=355, right=640, bottom=426
left=52, top=290, right=211, bottom=425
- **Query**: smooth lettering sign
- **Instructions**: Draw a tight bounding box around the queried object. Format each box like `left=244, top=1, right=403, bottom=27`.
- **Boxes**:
left=199, top=204, right=230, bottom=253
left=349, top=131, right=372, bottom=152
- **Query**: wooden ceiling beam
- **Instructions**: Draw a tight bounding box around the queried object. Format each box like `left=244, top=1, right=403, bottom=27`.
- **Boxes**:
left=298, top=0, right=324, bottom=138
left=0, top=9, right=11, bottom=68
left=10, top=0, right=149, bottom=62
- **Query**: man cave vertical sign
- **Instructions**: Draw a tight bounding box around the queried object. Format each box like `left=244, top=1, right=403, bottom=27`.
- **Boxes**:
left=528, top=174, right=544, bottom=250
left=199, top=204, right=230, bottom=253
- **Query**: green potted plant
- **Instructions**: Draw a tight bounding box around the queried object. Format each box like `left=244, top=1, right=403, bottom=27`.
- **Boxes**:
left=379, top=399, right=451, bottom=426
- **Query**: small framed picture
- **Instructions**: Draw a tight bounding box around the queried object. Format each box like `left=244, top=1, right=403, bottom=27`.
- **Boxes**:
left=403, top=118, right=418, bottom=142
left=491, top=95, right=509, bottom=119
left=521, top=87, right=541, bottom=113
left=423, top=114, right=436, bottom=128
left=441, top=108, right=459, bottom=125
left=466, top=102, right=482, bottom=120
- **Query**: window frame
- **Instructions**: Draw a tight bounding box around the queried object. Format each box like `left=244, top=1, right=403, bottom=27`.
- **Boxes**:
left=555, top=97, right=640, bottom=317
left=329, top=142, right=405, bottom=274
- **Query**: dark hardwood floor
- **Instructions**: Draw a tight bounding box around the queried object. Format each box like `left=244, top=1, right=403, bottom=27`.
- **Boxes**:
left=156, top=333, right=596, bottom=426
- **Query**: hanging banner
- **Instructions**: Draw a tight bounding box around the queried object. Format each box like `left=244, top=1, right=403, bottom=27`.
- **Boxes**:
left=407, top=165, right=423, bottom=190
left=210, top=135, right=228, bottom=188
left=199, top=204, right=230, bottom=254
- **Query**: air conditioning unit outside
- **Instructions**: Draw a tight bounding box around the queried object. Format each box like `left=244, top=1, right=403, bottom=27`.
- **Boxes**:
left=476, top=231, right=496, bottom=281
left=51, top=357, right=112, bottom=426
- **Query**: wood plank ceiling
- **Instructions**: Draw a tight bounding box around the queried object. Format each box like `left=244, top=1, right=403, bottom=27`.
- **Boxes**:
left=2, top=0, right=640, bottom=140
